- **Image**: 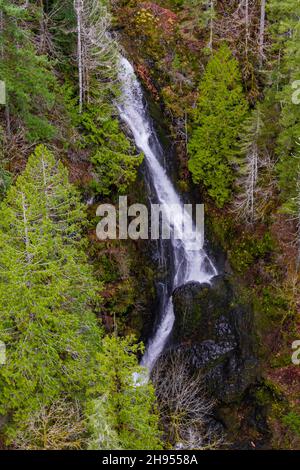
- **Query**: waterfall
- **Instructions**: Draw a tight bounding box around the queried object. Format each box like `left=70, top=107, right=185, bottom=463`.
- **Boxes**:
left=117, top=57, right=217, bottom=372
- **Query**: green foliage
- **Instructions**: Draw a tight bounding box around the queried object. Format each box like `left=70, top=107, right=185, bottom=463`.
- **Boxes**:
left=84, top=108, right=143, bottom=195
left=260, top=287, right=289, bottom=321
left=0, top=165, right=11, bottom=199
left=268, top=0, right=300, bottom=201
left=282, top=411, right=300, bottom=437
left=281, top=160, right=300, bottom=220
left=234, top=106, right=268, bottom=224
left=12, top=399, right=86, bottom=450
left=91, top=147, right=143, bottom=196
left=87, top=335, right=162, bottom=450
left=0, top=145, right=102, bottom=440
left=188, top=44, right=249, bottom=207
left=43, top=0, right=77, bottom=63
left=0, top=148, right=160, bottom=450
left=254, top=380, right=283, bottom=406
left=229, top=232, right=275, bottom=274
left=74, top=103, right=143, bottom=196
left=196, top=0, right=216, bottom=32
left=0, top=1, right=57, bottom=141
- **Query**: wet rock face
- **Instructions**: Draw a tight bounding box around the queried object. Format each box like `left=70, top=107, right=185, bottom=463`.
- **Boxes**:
left=172, top=275, right=258, bottom=403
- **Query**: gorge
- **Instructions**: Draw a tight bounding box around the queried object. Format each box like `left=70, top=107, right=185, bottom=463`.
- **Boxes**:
left=116, top=53, right=262, bottom=447
left=117, top=56, right=217, bottom=371
left=0, top=0, right=299, bottom=452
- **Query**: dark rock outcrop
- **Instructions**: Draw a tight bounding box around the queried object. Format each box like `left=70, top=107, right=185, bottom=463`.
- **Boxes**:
left=172, top=275, right=258, bottom=403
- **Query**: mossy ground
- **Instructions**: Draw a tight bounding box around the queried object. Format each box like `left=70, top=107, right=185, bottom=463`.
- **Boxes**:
left=207, top=205, right=300, bottom=448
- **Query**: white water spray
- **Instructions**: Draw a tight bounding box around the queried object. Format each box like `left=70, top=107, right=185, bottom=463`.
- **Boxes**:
left=117, top=57, right=217, bottom=371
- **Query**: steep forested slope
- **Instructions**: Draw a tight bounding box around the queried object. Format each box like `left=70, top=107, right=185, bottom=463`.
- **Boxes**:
left=0, top=0, right=299, bottom=450
left=114, top=0, right=300, bottom=448
left=0, top=0, right=161, bottom=450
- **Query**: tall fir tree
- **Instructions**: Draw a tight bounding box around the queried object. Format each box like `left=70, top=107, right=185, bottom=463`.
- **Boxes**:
left=87, top=335, right=162, bottom=450
left=188, top=43, right=249, bottom=207
left=0, top=145, right=102, bottom=440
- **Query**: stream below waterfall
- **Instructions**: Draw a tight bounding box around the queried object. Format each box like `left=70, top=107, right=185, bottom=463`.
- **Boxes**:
left=117, top=57, right=217, bottom=372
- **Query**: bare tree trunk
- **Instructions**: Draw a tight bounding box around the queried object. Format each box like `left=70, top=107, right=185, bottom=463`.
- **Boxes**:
left=151, top=350, right=222, bottom=449
left=249, top=143, right=258, bottom=223
left=245, top=0, right=249, bottom=60
left=73, top=0, right=119, bottom=110
left=83, top=37, right=89, bottom=104
left=5, top=106, right=11, bottom=138
left=234, top=108, right=265, bottom=224
left=0, top=10, right=4, bottom=59
left=259, top=0, right=266, bottom=68
left=39, top=0, right=47, bottom=53
left=0, top=10, right=11, bottom=138
left=74, top=0, right=84, bottom=113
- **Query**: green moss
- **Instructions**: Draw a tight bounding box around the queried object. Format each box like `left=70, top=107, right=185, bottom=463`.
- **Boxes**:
left=282, top=411, right=300, bottom=437
left=177, top=179, right=189, bottom=193
left=270, top=353, right=294, bottom=368
left=254, top=380, right=283, bottom=407
left=260, top=287, right=289, bottom=321
left=228, top=232, right=275, bottom=274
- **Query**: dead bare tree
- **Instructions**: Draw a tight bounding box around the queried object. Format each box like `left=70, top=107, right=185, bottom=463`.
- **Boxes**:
left=151, top=350, right=223, bottom=450
left=200, top=0, right=215, bottom=51
left=0, top=7, right=11, bottom=138
left=73, top=0, right=119, bottom=113
left=259, top=0, right=266, bottom=68
left=74, top=0, right=84, bottom=113
left=208, top=0, right=214, bottom=51
left=245, top=0, right=250, bottom=59
left=36, top=1, right=61, bottom=55
left=234, top=107, right=269, bottom=224
left=235, top=143, right=259, bottom=224
left=13, top=399, right=85, bottom=450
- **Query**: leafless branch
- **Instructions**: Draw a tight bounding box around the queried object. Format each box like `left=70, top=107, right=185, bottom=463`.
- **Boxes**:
left=151, top=350, right=224, bottom=450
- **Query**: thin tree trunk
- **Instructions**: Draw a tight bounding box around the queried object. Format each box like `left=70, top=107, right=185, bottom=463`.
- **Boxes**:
left=245, top=0, right=249, bottom=60
left=5, top=105, right=11, bottom=138
left=259, top=0, right=266, bottom=68
left=249, top=144, right=258, bottom=223
left=83, top=38, right=89, bottom=104
left=0, top=10, right=4, bottom=59
left=74, top=0, right=84, bottom=113
left=39, top=0, right=46, bottom=53
left=0, top=10, right=9, bottom=137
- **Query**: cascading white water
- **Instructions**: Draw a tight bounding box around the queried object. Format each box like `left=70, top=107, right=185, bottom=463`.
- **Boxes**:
left=117, top=57, right=217, bottom=372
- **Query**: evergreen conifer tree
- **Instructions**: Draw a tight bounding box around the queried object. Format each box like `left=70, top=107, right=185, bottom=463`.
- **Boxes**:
left=188, top=43, right=249, bottom=207
left=0, top=0, right=56, bottom=141
left=0, top=145, right=102, bottom=439
left=87, top=335, right=162, bottom=450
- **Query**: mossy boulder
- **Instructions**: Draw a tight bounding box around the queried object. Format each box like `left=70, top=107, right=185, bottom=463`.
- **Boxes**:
left=172, top=275, right=258, bottom=403
left=172, top=276, right=233, bottom=342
